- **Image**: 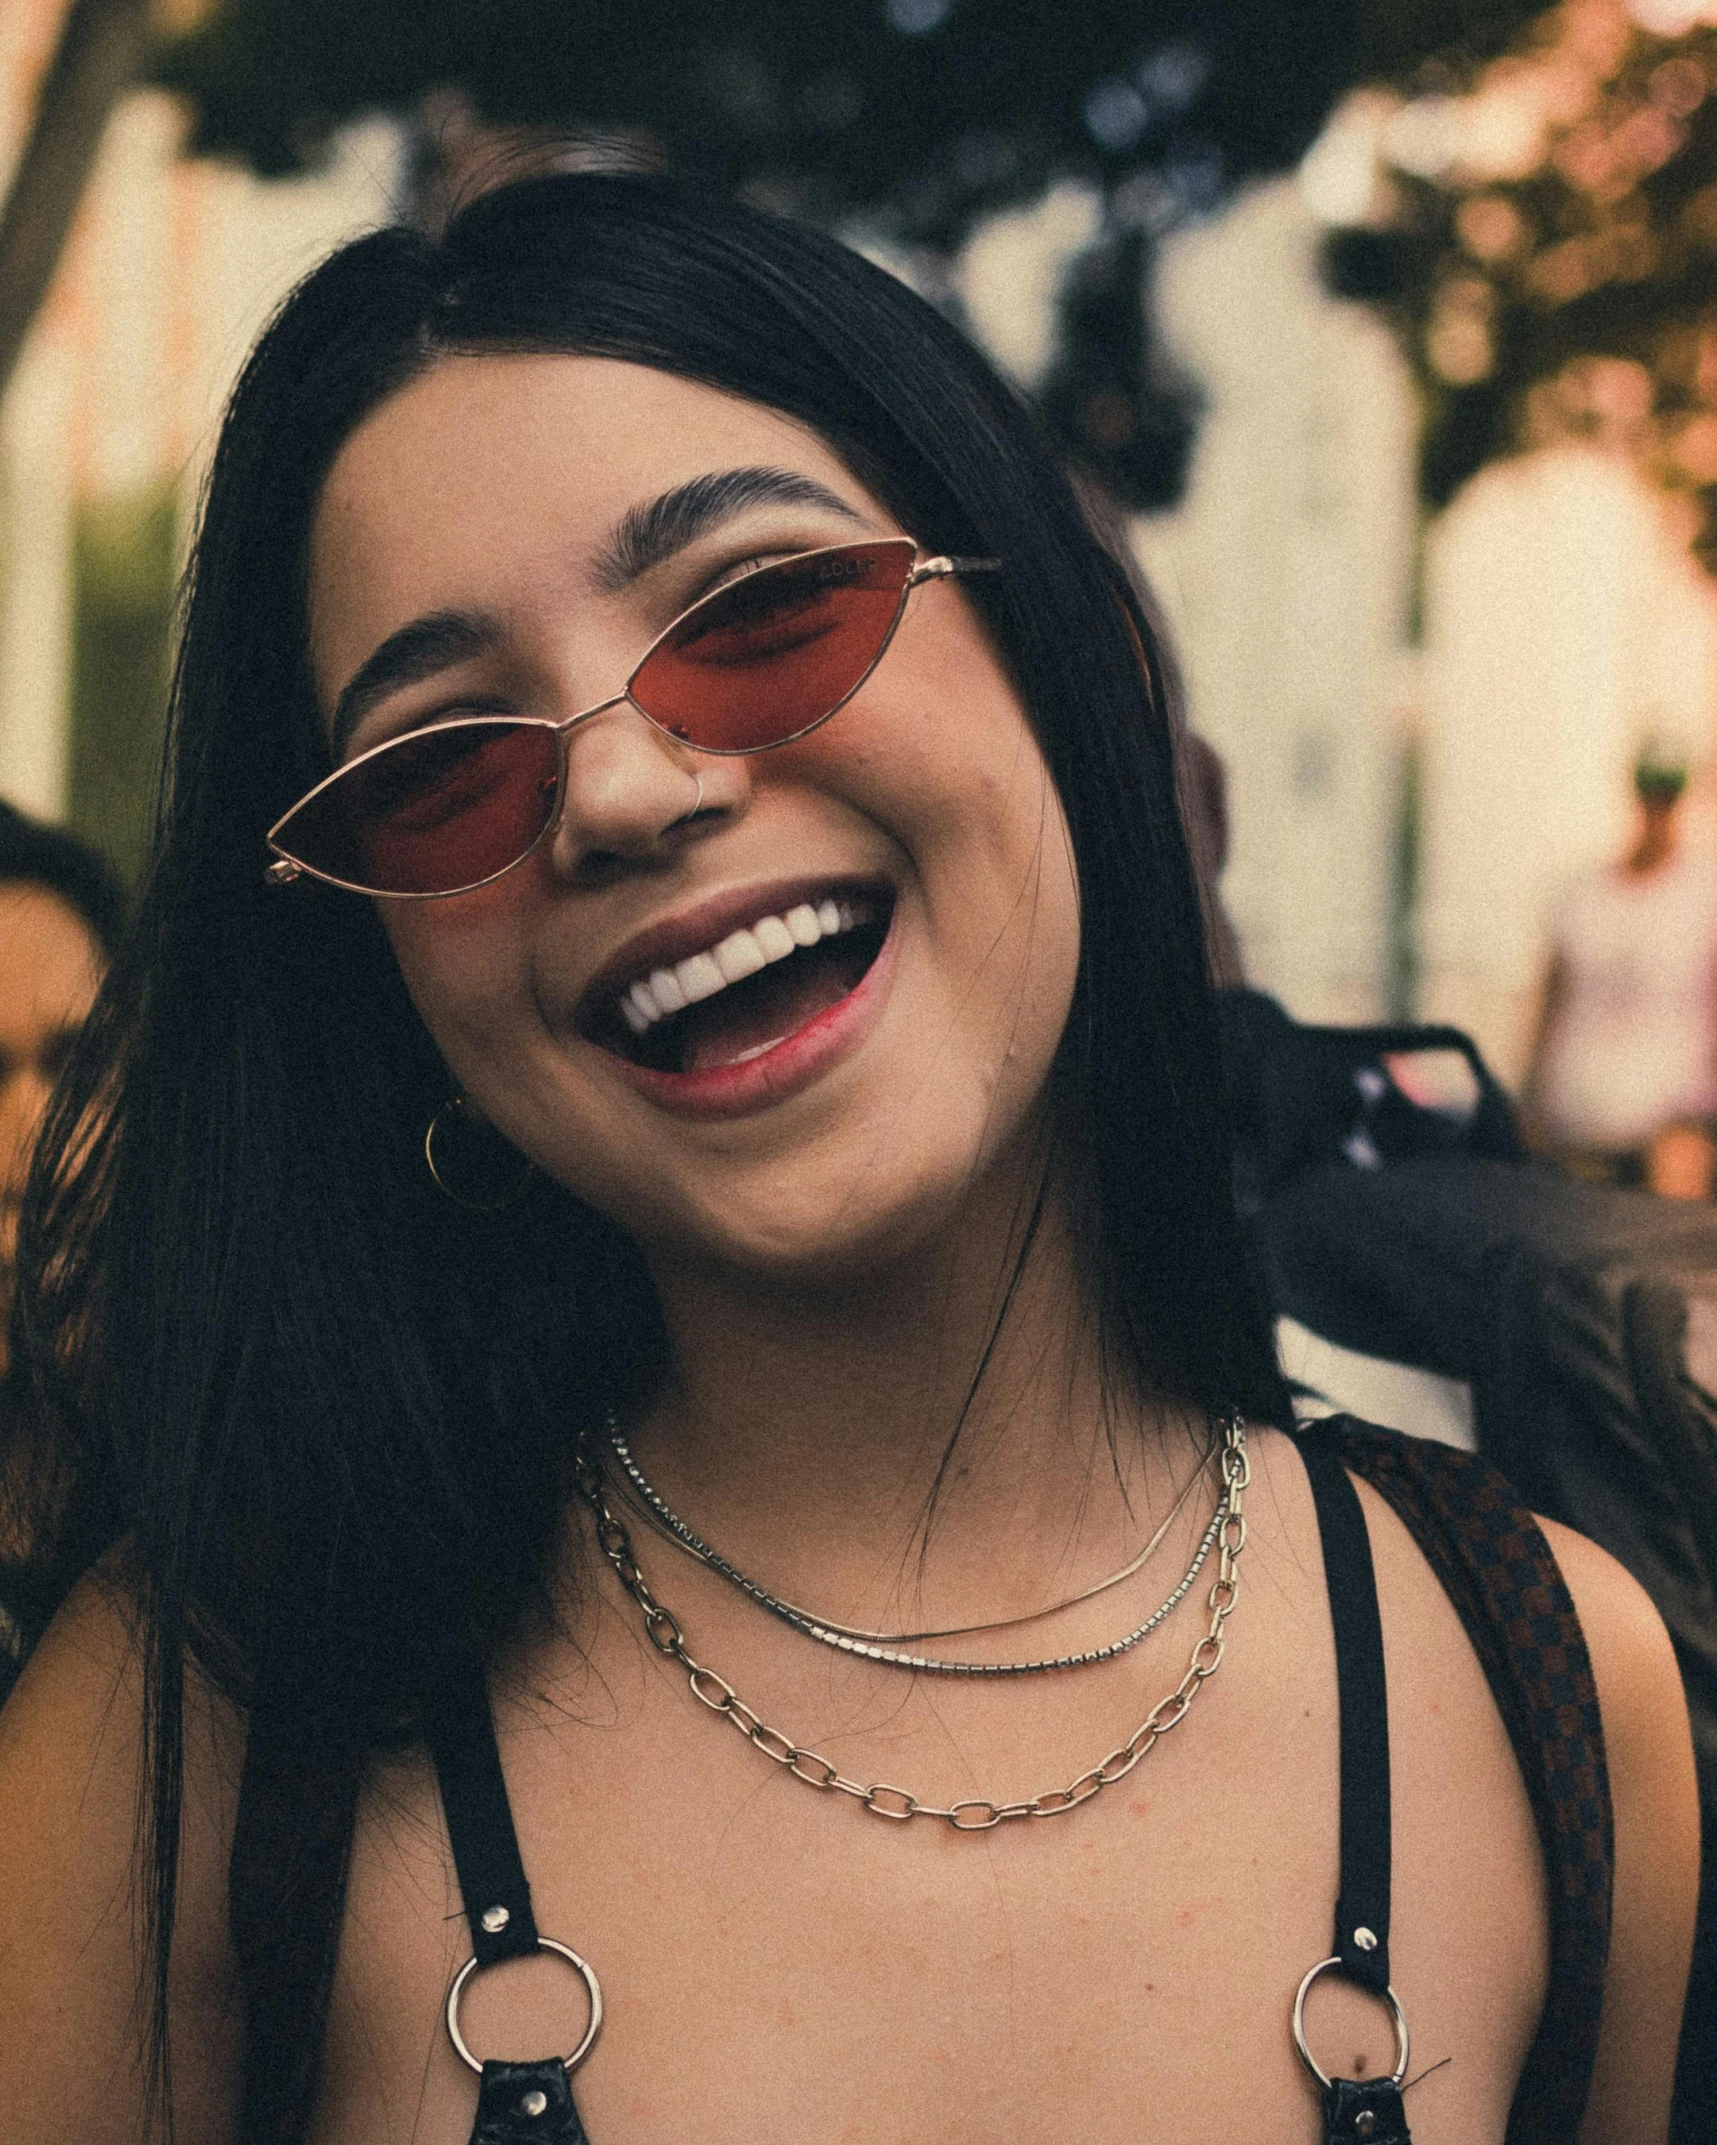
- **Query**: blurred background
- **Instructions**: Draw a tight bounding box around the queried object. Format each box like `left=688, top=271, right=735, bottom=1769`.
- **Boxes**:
left=1, top=0, right=1715, bottom=1089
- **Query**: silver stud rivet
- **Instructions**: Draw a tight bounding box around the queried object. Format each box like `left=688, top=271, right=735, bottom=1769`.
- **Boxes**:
left=480, top=1905, right=510, bottom=1934
left=521, top=2089, right=549, bottom=2118
left=1355, top=2113, right=1377, bottom=2139
left=1353, top=1926, right=1378, bottom=1952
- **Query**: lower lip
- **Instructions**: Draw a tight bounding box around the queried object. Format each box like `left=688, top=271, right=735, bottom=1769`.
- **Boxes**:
left=603, top=910, right=900, bottom=1122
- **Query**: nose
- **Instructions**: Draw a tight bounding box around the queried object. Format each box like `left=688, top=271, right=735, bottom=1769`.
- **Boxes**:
left=546, top=703, right=747, bottom=876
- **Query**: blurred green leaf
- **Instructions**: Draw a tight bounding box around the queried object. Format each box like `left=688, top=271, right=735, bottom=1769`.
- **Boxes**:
left=68, top=489, right=175, bottom=887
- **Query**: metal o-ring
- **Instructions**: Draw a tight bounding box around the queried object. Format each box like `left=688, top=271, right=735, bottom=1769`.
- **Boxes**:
left=1291, top=1955, right=1410, bottom=2091
left=444, top=1937, right=604, bottom=2077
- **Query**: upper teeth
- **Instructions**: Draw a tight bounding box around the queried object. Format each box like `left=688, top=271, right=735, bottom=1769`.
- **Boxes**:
left=618, top=897, right=869, bottom=1035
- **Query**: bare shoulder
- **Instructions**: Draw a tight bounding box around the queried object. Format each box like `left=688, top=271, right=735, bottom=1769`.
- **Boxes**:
left=1534, top=1517, right=1698, bottom=1844
left=1536, top=1516, right=1686, bottom=1693
left=0, top=1568, right=243, bottom=2145
left=1533, top=1518, right=1699, bottom=2145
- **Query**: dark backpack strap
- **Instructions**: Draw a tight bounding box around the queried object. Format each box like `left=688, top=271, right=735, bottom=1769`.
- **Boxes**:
left=1299, top=1421, right=1394, bottom=1993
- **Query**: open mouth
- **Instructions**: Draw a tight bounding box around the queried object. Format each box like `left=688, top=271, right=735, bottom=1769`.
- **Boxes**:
left=585, top=886, right=894, bottom=1077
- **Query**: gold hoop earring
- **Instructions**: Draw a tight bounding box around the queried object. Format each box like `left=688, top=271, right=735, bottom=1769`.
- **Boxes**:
left=424, top=1096, right=535, bottom=1211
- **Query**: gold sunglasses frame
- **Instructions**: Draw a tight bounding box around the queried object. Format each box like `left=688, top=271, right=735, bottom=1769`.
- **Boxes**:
left=264, top=539, right=1000, bottom=901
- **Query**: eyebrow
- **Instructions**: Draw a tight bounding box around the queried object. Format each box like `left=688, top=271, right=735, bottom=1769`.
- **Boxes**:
left=328, top=466, right=865, bottom=756
left=590, top=466, right=865, bottom=592
left=330, top=610, right=502, bottom=758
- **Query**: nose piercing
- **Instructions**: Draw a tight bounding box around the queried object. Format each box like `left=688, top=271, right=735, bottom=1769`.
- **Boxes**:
left=672, top=770, right=705, bottom=827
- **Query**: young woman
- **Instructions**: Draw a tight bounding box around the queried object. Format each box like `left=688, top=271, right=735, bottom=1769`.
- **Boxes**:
left=0, top=172, right=1697, bottom=2145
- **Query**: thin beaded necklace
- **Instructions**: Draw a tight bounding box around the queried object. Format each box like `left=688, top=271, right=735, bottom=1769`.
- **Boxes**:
left=574, top=1415, right=1251, bottom=1827
left=597, top=1411, right=1233, bottom=1677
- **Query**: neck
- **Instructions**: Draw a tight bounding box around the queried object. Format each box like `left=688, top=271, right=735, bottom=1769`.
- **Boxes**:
left=625, top=1167, right=1202, bottom=1636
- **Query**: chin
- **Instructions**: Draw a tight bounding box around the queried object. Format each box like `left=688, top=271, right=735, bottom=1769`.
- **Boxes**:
left=626, top=1090, right=1049, bottom=1293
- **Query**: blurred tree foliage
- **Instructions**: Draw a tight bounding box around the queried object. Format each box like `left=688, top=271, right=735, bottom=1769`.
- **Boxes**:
left=147, top=0, right=1547, bottom=506
left=67, top=488, right=175, bottom=886
left=1323, top=5, right=1717, bottom=568
left=153, top=1, right=1542, bottom=218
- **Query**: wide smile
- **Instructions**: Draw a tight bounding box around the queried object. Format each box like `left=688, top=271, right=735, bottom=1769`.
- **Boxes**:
left=577, top=876, right=898, bottom=1114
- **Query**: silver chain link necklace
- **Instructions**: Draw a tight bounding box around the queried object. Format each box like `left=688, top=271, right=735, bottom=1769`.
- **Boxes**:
left=598, top=1411, right=1234, bottom=1677
left=575, top=1417, right=1250, bottom=1827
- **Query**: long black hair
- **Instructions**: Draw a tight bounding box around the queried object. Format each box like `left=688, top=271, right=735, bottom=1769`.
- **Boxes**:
left=5, top=171, right=1286, bottom=2139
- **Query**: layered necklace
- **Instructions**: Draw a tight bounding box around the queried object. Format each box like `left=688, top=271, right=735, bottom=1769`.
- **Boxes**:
left=574, top=1410, right=1250, bottom=1832
left=603, top=1413, right=1232, bottom=1676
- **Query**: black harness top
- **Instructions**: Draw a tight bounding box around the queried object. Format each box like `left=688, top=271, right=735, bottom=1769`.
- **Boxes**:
left=1296, top=1422, right=1412, bottom=2144
left=425, top=1418, right=1612, bottom=2145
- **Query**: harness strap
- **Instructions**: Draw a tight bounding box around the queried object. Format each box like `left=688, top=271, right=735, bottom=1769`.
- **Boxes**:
left=1299, top=1420, right=1394, bottom=1993
left=428, top=1657, right=540, bottom=1967
left=429, top=1661, right=596, bottom=2143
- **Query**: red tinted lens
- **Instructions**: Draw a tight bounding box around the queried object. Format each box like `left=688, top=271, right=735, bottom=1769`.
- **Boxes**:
left=629, top=540, right=915, bottom=750
left=276, top=719, right=559, bottom=894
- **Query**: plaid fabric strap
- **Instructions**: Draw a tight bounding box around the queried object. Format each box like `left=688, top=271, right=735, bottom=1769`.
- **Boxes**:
left=1329, top=1418, right=1613, bottom=2144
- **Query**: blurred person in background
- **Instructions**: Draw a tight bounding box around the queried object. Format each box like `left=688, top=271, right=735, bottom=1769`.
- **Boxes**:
left=1522, top=751, right=1717, bottom=1200
left=0, top=804, right=123, bottom=1371
left=0, top=802, right=124, bottom=1708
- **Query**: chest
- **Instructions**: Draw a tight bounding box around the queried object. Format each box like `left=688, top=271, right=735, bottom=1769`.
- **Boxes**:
left=309, top=1494, right=1549, bottom=2145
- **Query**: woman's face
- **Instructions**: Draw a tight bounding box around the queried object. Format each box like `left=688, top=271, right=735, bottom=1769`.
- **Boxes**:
left=307, top=355, right=1080, bottom=1280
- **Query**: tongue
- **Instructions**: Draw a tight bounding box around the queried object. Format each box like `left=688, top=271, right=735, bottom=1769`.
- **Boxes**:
left=676, top=950, right=861, bottom=1073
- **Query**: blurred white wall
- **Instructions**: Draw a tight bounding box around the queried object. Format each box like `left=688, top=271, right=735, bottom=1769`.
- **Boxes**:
left=180, top=115, right=404, bottom=486
left=1130, top=176, right=1418, bottom=1023
left=954, top=181, right=1101, bottom=391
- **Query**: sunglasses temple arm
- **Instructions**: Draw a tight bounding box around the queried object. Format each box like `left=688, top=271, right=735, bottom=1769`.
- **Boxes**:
left=909, top=555, right=1002, bottom=586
